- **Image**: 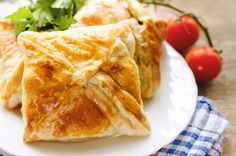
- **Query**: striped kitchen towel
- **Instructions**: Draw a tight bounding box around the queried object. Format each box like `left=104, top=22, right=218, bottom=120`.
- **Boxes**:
left=154, top=96, right=228, bottom=156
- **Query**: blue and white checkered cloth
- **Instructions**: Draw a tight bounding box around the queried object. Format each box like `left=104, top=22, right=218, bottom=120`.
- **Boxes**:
left=0, top=97, right=228, bottom=156
left=153, top=96, right=228, bottom=156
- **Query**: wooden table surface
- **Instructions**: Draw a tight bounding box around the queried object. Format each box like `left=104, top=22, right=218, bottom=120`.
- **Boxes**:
left=156, top=0, right=236, bottom=155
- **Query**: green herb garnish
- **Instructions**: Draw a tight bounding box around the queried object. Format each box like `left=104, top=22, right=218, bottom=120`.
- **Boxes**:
left=6, top=0, right=86, bottom=35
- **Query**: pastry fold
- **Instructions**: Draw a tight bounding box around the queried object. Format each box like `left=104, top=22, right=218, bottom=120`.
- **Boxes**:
left=74, top=0, right=167, bottom=98
left=18, top=19, right=150, bottom=142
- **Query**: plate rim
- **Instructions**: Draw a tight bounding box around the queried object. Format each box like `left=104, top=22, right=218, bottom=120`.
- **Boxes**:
left=143, top=42, right=198, bottom=156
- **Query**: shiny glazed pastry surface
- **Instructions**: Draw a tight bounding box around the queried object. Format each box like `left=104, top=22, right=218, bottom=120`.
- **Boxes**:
left=18, top=19, right=150, bottom=142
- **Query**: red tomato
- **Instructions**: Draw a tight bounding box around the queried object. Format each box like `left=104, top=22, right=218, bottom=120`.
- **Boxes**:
left=185, top=46, right=222, bottom=83
left=166, top=16, right=200, bottom=52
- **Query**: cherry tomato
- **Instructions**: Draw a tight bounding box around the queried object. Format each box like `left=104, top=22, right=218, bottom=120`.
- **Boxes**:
left=166, top=16, right=200, bottom=52
left=185, top=46, right=222, bottom=83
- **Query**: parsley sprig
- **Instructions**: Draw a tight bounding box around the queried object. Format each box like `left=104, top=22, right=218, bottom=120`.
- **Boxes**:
left=6, top=0, right=86, bottom=35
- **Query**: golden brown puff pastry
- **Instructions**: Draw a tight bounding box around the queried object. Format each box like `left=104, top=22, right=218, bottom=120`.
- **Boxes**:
left=74, top=0, right=131, bottom=26
left=18, top=19, right=150, bottom=142
left=0, top=20, right=23, bottom=109
left=74, top=0, right=167, bottom=98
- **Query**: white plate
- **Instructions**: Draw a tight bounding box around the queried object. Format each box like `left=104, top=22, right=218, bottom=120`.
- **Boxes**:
left=0, top=43, right=198, bottom=156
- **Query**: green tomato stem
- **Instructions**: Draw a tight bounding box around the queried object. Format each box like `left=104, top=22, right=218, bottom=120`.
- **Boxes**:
left=142, top=1, right=221, bottom=53
left=147, top=2, right=185, bottom=14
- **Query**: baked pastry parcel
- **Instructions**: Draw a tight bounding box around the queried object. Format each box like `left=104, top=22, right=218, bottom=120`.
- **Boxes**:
left=0, top=20, right=23, bottom=109
left=74, top=0, right=167, bottom=98
left=18, top=19, right=151, bottom=142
